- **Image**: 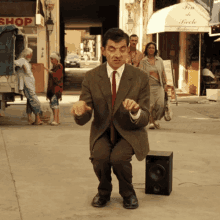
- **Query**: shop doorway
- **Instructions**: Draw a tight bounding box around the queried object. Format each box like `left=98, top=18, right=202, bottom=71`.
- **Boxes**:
left=60, top=0, right=119, bottom=65
left=159, top=32, right=179, bottom=88
left=59, top=0, right=119, bottom=90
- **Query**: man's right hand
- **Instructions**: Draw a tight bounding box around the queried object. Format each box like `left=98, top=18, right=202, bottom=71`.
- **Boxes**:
left=71, top=100, right=92, bottom=116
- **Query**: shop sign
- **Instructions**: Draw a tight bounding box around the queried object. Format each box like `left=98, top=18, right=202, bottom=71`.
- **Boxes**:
left=167, top=3, right=210, bottom=32
left=36, top=14, right=44, bottom=27
left=147, top=2, right=210, bottom=34
left=0, top=17, right=35, bottom=27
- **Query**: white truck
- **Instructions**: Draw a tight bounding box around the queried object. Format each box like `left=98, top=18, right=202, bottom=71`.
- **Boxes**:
left=0, top=25, right=26, bottom=115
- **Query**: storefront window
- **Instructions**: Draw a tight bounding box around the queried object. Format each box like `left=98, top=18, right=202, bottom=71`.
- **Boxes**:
left=187, top=34, right=199, bottom=67
left=20, top=27, right=37, bottom=63
left=21, top=27, right=37, bottom=35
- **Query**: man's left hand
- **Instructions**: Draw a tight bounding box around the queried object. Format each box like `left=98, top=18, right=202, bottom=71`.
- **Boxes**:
left=123, top=99, right=140, bottom=114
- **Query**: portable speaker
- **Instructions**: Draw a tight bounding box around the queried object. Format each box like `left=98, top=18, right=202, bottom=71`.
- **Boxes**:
left=145, top=150, right=173, bottom=195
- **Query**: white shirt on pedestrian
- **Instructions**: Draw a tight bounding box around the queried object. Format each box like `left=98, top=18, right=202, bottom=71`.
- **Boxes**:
left=14, top=58, right=35, bottom=92
left=202, top=68, right=215, bottom=79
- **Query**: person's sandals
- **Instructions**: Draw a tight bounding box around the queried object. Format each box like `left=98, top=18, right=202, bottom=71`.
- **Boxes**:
left=153, top=120, right=160, bottom=129
left=32, top=121, right=44, bottom=125
left=51, top=121, right=59, bottom=126
left=149, top=123, right=155, bottom=129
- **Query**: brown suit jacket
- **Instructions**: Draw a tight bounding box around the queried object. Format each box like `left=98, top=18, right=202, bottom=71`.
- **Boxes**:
left=74, top=62, right=150, bottom=161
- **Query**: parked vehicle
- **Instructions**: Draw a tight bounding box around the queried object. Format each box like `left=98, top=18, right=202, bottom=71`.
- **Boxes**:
left=65, top=54, right=81, bottom=68
left=0, top=25, right=25, bottom=114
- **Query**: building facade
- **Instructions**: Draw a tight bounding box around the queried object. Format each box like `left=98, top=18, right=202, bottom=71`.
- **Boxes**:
left=0, top=0, right=60, bottom=92
left=119, top=0, right=218, bottom=95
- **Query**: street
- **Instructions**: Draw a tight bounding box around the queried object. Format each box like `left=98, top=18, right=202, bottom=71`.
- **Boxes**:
left=0, top=95, right=220, bottom=220
left=64, top=61, right=100, bottom=90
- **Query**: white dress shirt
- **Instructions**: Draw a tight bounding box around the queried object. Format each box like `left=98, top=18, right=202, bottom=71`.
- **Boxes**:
left=106, top=62, right=141, bottom=120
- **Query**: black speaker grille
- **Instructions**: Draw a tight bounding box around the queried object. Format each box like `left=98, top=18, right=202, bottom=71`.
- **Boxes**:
left=149, top=164, right=166, bottom=182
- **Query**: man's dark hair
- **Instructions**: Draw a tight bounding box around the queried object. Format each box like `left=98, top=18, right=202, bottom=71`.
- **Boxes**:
left=102, top=28, right=129, bottom=48
left=130, top=34, right=138, bottom=40
left=144, top=41, right=158, bottom=57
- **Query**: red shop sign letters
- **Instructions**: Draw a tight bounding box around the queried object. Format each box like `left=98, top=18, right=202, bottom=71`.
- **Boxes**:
left=0, top=17, right=35, bottom=27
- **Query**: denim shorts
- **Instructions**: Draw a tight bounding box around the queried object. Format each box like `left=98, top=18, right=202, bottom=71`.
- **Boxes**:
left=50, top=95, right=59, bottom=109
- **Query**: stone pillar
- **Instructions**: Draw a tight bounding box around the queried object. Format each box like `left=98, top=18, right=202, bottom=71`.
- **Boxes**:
left=138, top=0, right=143, bottom=51
left=119, top=0, right=131, bottom=34
left=143, top=0, right=153, bottom=52
left=96, top=35, right=102, bottom=62
left=178, top=32, right=188, bottom=92
left=178, top=0, right=194, bottom=92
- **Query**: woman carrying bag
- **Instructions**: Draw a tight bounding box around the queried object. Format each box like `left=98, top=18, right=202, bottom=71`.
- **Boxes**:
left=45, top=52, right=63, bottom=126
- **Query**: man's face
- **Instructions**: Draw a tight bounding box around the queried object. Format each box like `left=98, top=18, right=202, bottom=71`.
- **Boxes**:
left=130, top=37, right=138, bottom=48
left=51, top=58, right=58, bottom=65
left=102, top=39, right=128, bottom=70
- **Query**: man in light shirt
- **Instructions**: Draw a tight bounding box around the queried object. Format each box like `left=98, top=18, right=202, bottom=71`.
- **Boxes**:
left=202, top=63, right=217, bottom=82
left=71, top=28, right=150, bottom=209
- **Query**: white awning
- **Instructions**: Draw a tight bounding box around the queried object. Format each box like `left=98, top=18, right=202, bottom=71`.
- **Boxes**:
left=147, top=2, right=210, bottom=34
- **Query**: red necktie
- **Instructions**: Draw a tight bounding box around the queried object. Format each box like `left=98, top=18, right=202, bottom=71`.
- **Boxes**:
left=110, top=71, right=117, bottom=144
left=112, top=71, right=117, bottom=108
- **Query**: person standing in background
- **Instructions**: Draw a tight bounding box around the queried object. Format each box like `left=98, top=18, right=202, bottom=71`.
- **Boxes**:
left=202, top=63, right=217, bottom=82
left=14, top=48, right=43, bottom=125
left=46, top=52, right=63, bottom=126
left=126, top=34, right=143, bottom=67
left=139, top=42, right=168, bottom=129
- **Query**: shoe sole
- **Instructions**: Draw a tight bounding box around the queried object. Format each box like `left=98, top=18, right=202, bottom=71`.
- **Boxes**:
left=149, top=126, right=155, bottom=129
left=91, top=199, right=110, bottom=208
left=123, top=203, right=139, bottom=209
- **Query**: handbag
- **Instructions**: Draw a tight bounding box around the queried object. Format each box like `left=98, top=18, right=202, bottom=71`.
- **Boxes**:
left=163, top=91, right=173, bottom=121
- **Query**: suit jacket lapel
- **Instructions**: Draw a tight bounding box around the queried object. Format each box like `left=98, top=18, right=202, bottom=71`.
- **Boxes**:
left=98, top=63, right=112, bottom=113
left=113, top=64, right=133, bottom=115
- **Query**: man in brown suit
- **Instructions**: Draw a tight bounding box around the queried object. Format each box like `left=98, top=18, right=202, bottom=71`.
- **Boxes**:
left=71, top=28, right=150, bottom=209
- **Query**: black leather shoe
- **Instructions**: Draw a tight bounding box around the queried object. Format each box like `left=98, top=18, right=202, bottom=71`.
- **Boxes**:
left=91, top=194, right=110, bottom=208
left=123, top=194, right=139, bottom=209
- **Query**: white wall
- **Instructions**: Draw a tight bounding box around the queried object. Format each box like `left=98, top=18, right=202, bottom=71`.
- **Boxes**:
left=119, top=0, right=143, bottom=51
left=40, top=0, right=60, bottom=92
left=65, top=30, right=81, bottom=54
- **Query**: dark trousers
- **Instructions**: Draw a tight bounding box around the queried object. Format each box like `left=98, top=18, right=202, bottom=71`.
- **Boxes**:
left=90, top=128, right=135, bottom=198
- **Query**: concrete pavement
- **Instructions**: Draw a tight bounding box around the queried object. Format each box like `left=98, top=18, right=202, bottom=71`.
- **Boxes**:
left=0, top=94, right=220, bottom=220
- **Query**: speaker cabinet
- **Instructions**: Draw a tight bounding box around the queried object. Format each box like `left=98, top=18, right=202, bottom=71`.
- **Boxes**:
left=145, top=150, right=173, bottom=195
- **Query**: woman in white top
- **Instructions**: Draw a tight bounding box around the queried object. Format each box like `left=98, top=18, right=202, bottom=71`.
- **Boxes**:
left=139, top=42, right=168, bottom=129
left=14, top=48, right=43, bottom=125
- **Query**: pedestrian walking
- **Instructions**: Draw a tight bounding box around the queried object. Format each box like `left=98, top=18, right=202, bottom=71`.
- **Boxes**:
left=14, top=48, right=43, bottom=125
left=125, top=34, right=143, bottom=67
left=45, top=52, right=63, bottom=126
left=71, top=28, right=150, bottom=209
left=139, top=42, right=168, bottom=129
